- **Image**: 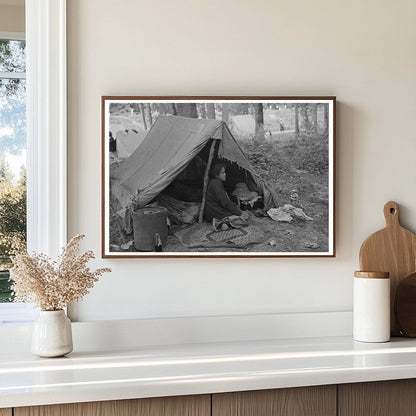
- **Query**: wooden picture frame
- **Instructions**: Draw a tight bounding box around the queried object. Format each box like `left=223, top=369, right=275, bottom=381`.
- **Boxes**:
left=102, top=96, right=336, bottom=258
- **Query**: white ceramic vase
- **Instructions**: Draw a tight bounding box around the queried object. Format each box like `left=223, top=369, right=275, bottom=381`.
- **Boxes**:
left=31, top=310, right=73, bottom=357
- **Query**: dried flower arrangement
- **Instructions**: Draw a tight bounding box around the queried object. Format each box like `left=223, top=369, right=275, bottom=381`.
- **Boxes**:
left=10, top=234, right=111, bottom=311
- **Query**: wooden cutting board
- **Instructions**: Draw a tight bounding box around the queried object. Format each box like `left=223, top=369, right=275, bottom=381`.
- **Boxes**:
left=359, top=201, right=416, bottom=336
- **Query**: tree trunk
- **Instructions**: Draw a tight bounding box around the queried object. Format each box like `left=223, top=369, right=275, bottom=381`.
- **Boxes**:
left=198, top=103, right=207, bottom=119
left=147, top=104, right=153, bottom=126
left=323, top=104, right=329, bottom=134
left=302, top=104, right=310, bottom=132
left=207, top=103, right=216, bottom=119
left=254, top=103, right=265, bottom=142
left=295, top=104, right=299, bottom=137
left=189, top=103, right=198, bottom=118
left=175, top=103, right=198, bottom=118
left=312, top=103, right=318, bottom=133
left=221, top=103, right=230, bottom=124
left=140, top=103, right=147, bottom=130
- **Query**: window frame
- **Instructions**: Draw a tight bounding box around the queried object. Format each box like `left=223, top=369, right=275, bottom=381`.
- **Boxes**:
left=0, top=0, right=67, bottom=323
left=26, top=0, right=67, bottom=257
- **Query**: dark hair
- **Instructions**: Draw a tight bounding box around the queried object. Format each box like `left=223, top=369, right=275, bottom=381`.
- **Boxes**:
left=210, top=162, right=225, bottom=178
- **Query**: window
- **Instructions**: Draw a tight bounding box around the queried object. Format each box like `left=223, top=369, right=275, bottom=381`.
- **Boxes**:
left=0, top=0, right=67, bottom=324
left=0, top=34, right=27, bottom=306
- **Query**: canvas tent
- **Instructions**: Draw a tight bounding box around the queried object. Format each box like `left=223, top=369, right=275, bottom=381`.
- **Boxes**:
left=115, top=129, right=147, bottom=159
left=112, top=115, right=278, bottom=223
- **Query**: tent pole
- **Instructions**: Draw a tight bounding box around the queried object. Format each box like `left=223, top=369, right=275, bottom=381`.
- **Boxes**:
left=198, top=139, right=217, bottom=223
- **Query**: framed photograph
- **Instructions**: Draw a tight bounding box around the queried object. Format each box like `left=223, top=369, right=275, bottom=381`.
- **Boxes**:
left=102, top=96, right=335, bottom=258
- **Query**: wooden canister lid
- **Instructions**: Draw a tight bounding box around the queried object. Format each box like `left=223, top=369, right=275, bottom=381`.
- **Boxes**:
left=354, top=271, right=389, bottom=279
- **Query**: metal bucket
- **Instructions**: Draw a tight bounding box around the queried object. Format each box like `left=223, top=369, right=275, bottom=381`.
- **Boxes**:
left=132, top=207, right=168, bottom=251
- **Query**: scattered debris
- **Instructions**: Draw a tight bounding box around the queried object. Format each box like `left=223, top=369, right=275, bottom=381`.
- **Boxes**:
left=121, top=240, right=134, bottom=250
left=267, top=208, right=292, bottom=222
left=305, top=242, right=319, bottom=249
left=267, top=204, right=313, bottom=222
left=284, top=204, right=313, bottom=221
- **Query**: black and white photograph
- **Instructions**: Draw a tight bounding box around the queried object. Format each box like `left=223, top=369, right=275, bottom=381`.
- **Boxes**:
left=102, top=97, right=335, bottom=257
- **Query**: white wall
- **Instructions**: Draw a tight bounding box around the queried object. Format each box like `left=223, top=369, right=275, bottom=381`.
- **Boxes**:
left=0, top=3, right=24, bottom=33
left=67, top=0, right=416, bottom=322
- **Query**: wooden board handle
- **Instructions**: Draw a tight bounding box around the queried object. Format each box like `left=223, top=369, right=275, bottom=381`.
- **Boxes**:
left=384, top=201, right=400, bottom=228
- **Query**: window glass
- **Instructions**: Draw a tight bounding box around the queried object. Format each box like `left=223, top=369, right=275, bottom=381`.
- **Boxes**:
left=0, top=39, right=26, bottom=73
left=0, top=39, right=26, bottom=303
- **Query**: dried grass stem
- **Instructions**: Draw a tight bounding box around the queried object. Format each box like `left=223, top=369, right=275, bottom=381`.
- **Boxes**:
left=10, top=234, right=111, bottom=310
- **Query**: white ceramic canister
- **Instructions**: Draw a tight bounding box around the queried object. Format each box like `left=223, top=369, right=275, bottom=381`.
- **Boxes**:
left=353, top=271, right=390, bottom=342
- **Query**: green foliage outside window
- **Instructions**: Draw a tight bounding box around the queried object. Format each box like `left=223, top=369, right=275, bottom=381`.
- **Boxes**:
left=0, top=38, right=26, bottom=303
left=0, top=162, right=26, bottom=302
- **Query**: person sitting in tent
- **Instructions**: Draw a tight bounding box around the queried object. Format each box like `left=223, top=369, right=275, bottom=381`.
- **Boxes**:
left=205, top=162, right=249, bottom=231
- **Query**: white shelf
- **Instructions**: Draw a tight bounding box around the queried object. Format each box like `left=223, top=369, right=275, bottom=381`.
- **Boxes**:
left=2, top=335, right=416, bottom=408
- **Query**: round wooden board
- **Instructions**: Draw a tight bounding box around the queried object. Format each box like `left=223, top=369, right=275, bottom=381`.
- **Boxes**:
left=395, top=272, right=416, bottom=337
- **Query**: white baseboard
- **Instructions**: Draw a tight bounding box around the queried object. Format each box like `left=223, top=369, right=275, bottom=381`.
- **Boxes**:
left=0, top=311, right=352, bottom=353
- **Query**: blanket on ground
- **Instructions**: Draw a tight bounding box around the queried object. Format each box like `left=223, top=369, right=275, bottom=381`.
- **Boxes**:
left=174, top=222, right=267, bottom=249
